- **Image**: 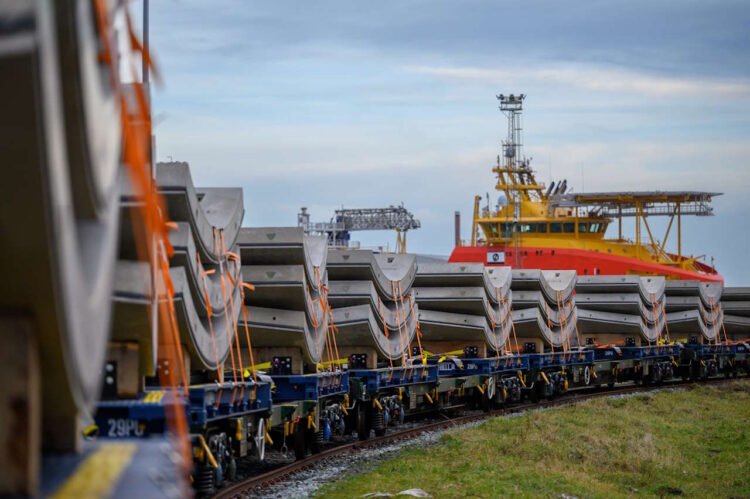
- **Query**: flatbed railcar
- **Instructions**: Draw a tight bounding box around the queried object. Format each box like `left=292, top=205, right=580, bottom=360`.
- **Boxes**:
left=93, top=341, right=749, bottom=495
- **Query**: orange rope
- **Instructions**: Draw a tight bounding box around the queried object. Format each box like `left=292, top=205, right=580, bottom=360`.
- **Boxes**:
left=321, top=285, right=342, bottom=373
left=239, top=283, right=258, bottom=400
left=390, top=281, right=408, bottom=369
left=555, top=291, right=569, bottom=357
left=378, top=298, right=395, bottom=378
left=567, top=299, right=582, bottom=354
left=500, top=293, right=521, bottom=363
left=544, top=299, right=555, bottom=352
left=220, top=230, right=245, bottom=403
left=214, top=229, right=239, bottom=406
left=709, top=298, right=722, bottom=346
left=198, top=254, right=223, bottom=407
left=325, top=299, right=344, bottom=388
left=405, top=292, right=429, bottom=377
left=395, top=281, right=415, bottom=379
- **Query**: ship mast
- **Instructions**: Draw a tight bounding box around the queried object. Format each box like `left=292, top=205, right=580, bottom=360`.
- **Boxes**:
left=495, top=94, right=535, bottom=266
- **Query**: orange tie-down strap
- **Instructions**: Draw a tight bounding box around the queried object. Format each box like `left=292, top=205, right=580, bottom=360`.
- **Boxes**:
left=94, top=0, right=190, bottom=469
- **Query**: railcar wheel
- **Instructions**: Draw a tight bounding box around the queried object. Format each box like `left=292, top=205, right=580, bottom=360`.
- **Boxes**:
left=310, top=430, right=324, bottom=454
left=357, top=401, right=371, bottom=441
left=254, top=418, right=266, bottom=461
left=293, top=422, right=306, bottom=460
left=227, top=456, right=237, bottom=481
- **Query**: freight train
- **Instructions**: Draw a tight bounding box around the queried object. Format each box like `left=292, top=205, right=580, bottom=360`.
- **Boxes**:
left=93, top=164, right=750, bottom=496
left=1, top=3, right=748, bottom=497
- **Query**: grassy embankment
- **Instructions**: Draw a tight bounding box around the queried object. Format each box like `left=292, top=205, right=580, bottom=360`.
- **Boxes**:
left=317, top=381, right=750, bottom=498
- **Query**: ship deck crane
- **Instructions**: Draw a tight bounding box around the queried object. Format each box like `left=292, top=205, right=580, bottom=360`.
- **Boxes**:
left=298, top=204, right=421, bottom=253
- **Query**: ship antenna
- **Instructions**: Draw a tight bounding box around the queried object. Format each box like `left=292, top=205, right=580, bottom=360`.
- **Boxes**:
left=497, top=93, right=526, bottom=268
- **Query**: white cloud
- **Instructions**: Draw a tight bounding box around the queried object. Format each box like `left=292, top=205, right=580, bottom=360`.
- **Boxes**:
left=407, top=65, right=750, bottom=99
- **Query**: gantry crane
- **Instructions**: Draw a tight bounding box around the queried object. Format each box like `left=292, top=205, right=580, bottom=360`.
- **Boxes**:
left=297, top=204, right=421, bottom=253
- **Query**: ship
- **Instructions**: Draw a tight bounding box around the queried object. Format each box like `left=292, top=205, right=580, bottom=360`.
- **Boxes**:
left=449, top=94, right=723, bottom=283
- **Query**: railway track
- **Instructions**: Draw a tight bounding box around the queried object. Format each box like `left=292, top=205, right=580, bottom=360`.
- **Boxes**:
left=213, top=377, right=735, bottom=499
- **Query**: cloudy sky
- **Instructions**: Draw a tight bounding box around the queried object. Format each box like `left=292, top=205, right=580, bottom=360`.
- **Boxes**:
left=137, top=1, right=750, bottom=284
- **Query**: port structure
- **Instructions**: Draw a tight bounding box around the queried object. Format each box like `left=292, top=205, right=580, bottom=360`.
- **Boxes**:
left=298, top=205, right=421, bottom=253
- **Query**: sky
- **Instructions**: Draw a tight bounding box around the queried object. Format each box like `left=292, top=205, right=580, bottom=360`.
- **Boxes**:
left=135, top=1, right=750, bottom=284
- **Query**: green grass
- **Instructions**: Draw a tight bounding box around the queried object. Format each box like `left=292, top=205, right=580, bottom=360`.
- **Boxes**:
left=316, top=381, right=750, bottom=498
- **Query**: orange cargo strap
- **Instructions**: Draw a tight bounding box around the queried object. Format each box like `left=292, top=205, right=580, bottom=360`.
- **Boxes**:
left=220, top=230, right=246, bottom=402
left=378, top=298, right=395, bottom=379
left=94, top=0, right=189, bottom=475
left=198, top=253, right=223, bottom=407
left=214, top=229, right=239, bottom=406
left=390, top=281, right=408, bottom=369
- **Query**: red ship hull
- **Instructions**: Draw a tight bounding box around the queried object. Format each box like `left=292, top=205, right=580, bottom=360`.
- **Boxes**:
left=449, top=245, right=723, bottom=283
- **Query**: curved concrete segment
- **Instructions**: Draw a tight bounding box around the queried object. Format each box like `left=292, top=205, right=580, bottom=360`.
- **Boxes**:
left=666, top=309, right=724, bottom=342
left=332, top=304, right=419, bottom=361
left=325, top=249, right=422, bottom=365
left=238, top=228, right=329, bottom=367
left=719, top=287, right=750, bottom=339
left=511, top=290, right=579, bottom=325
left=0, top=1, right=122, bottom=450
left=665, top=280, right=723, bottom=304
left=411, top=263, right=513, bottom=354
left=327, top=250, right=417, bottom=301
left=170, top=222, right=237, bottom=318
left=665, top=280, right=724, bottom=342
left=572, top=275, right=667, bottom=344
left=156, top=161, right=244, bottom=263
left=417, top=309, right=512, bottom=355
left=511, top=308, right=577, bottom=349
left=112, top=262, right=236, bottom=371
left=509, top=270, right=578, bottom=351
left=576, top=309, right=666, bottom=344
left=723, top=314, right=750, bottom=338
left=512, top=269, right=577, bottom=303
left=721, top=287, right=750, bottom=302
left=238, top=227, right=327, bottom=291
left=576, top=275, right=665, bottom=298
left=573, top=293, right=665, bottom=323
left=328, top=281, right=419, bottom=331
left=116, top=172, right=246, bottom=374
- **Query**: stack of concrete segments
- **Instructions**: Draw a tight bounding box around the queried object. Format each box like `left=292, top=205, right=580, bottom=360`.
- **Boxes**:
left=664, top=281, right=724, bottom=342
left=326, top=250, right=418, bottom=368
left=719, top=287, right=750, bottom=340
left=411, top=262, right=513, bottom=357
left=509, top=270, right=578, bottom=352
left=237, top=227, right=329, bottom=373
left=0, top=0, right=123, bottom=454
left=113, top=162, right=244, bottom=377
left=574, top=275, right=667, bottom=346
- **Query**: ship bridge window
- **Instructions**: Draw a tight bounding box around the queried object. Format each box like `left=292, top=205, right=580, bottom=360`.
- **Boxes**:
left=589, top=223, right=600, bottom=233
left=563, top=223, right=575, bottom=233
left=518, top=223, right=537, bottom=233
left=537, top=223, right=547, bottom=233
left=550, top=223, right=562, bottom=233
left=578, top=222, right=589, bottom=233
left=500, top=223, right=512, bottom=238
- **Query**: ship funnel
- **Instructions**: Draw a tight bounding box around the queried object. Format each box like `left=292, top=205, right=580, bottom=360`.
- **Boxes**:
left=545, top=181, right=556, bottom=197
left=560, top=179, right=568, bottom=194
left=454, top=211, right=461, bottom=247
